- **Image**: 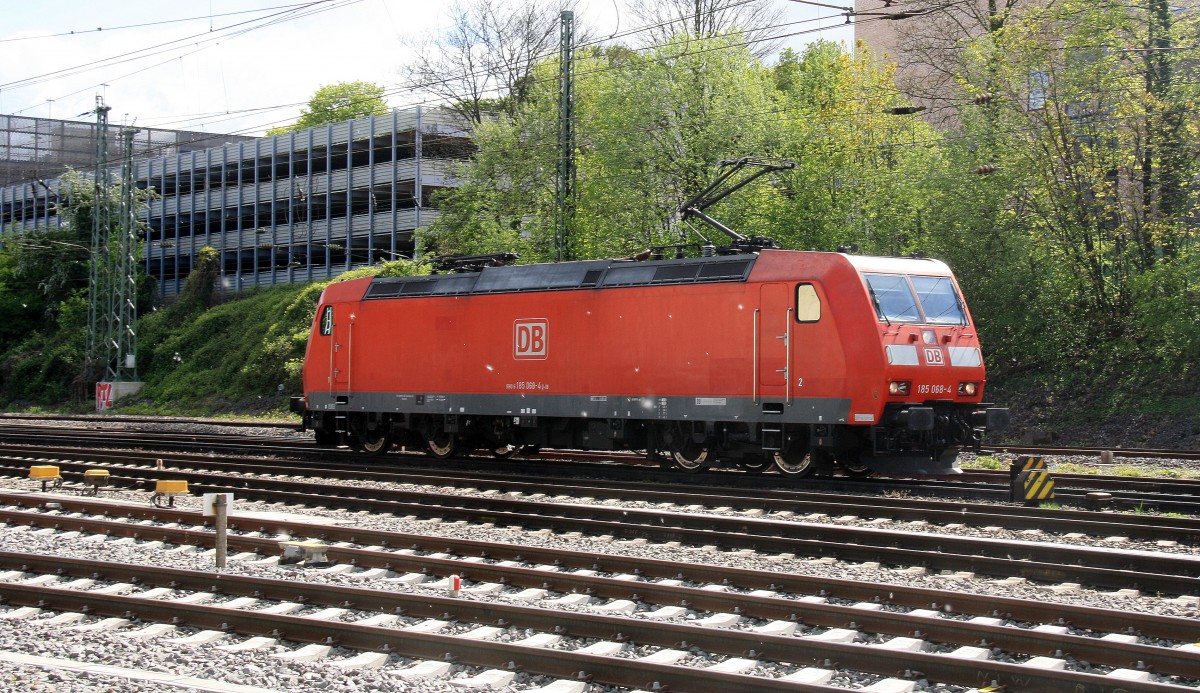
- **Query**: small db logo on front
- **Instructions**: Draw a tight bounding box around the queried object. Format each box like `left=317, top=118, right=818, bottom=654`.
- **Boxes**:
left=923, top=347, right=945, bottom=366
left=514, top=319, right=548, bottom=360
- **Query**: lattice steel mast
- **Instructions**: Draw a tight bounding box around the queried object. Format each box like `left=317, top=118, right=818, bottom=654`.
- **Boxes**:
left=112, top=127, right=139, bottom=381
left=87, top=97, right=139, bottom=383
left=87, top=97, right=112, bottom=373
left=554, top=10, right=575, bottom=262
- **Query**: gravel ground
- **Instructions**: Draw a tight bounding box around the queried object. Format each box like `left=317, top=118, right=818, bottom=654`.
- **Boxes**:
left=0, top=418, right=1197, bottom=691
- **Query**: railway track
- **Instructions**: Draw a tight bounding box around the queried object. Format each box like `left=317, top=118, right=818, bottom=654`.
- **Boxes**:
left=7, top=411, right=1200, bottom=461
left=0, top=419, right=1198, bottom=691
left=4, top=420, right=1200, bottom=515
left=2, top=496, right=1198, bottom=692
left=2, top=441, right=1199, bottom=545
left=5, top=457, right=1198, bottom=598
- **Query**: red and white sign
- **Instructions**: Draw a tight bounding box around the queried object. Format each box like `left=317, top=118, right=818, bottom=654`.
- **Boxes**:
left=95, top=382, right=114, bottom=411
left=923, top=347, right=945, bottom=366
left=514, top=319, right=548, bottom=360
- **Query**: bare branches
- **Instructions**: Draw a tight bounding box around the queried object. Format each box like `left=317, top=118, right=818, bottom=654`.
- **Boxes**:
left=624, top=0, right=786, bottom=57
left=400, top=0, right=583, bottom=124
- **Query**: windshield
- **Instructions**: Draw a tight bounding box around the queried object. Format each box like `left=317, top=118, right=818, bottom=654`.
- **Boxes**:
left=864, top=273, right=921, bottom=323
left=911, top=275, right=967, bottom=325
left=864, top=273, right=968, bottom=325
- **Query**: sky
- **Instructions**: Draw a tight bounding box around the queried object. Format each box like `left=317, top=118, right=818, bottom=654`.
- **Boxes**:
left=0, top=0, right=853, bottom=138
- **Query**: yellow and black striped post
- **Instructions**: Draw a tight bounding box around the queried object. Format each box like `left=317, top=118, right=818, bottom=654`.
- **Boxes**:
left=1010, top=455, right=1054, bottom=504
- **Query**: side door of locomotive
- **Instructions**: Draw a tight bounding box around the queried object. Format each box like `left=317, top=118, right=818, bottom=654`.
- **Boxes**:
left=757, top=283, right=791, bottom=401
left=324, top=303, right=352, bottom=393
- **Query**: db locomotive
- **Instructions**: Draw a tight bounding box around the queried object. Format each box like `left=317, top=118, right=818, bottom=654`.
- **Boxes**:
left=295, top=248, right=1009, bottom=477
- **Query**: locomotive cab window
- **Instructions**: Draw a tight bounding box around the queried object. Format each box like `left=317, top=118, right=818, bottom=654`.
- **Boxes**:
left=865, top=273, right=921, bottom=323
left=911, top=275, right=967, bottom=325
left=795, top=283, right=821, bottom=322
left=319, top=306, right=334, bottom=336
left=863, top=273, right=969, bottom=326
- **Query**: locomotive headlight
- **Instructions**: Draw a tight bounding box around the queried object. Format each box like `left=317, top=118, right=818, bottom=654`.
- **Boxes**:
left=958, top=382, right=979, bottom=396
left=888, top=381, right=911, bottom=396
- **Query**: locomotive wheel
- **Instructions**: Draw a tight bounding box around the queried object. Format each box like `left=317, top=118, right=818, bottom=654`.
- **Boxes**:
left=671, top=443, right=711, bottom=472
left=737, top=456, right=771, bottom=474
left=839, top=455, right=875, bottom=478
left=773, top=447, right=817, bottom=477
left=492, top=445, right=521, bottom=460
left=425, top=432, right=458, bottom=460
left=359, top=430, right=391, bottom=456
left=772, top=427, right=823, bottom=478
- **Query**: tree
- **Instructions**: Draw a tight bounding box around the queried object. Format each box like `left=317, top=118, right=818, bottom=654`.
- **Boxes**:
left=399, top=0, right=581, bottom=124
left=268, top=81, right=390, bottom=135
left=869, top=0, right=1033, bottom=125
left=624, top=0, right=785, bottom=58
left=424, top=38, right=928, bottom=263
left=0, top=169, right=154, bottom=403
left=901, top=0, right=1200, bottom=374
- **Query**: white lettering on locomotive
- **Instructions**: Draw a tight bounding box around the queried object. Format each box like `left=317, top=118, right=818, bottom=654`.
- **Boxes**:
left=923, top=347, right=945, bottom=366
left=514, top=319, right=548, bottom=360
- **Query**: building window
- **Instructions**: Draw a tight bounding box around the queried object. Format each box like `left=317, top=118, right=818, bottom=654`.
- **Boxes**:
left=1028, top=69, right=1049, bottom=111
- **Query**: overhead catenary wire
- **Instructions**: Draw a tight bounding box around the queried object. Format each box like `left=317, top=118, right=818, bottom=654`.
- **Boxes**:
left=2, top=0, right=846, bottom=128
left=0, top=3, right=325, bottom=45
left=0, top=2, right=864, bottom=161
left=1, top=0, right=1193, bottom=190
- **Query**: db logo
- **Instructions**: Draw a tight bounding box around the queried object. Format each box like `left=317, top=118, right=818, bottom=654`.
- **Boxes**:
left=923, top=347, right=945, bottom=366
left=514, top=319, right=548, bottom=360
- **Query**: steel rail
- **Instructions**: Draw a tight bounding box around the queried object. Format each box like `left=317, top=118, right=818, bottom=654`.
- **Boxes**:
left=995, top=444, right=1200, bottom=462
left=1, top=552, right=1195, bottom=692
left=5, top=429, right=1200, bottom=512
left=2, top=533, right=1198, bottom=679
left=0, top=413, right=299, bottom=429
left=3, top=495, right=1199, bottom=650
left=5, top=465, right=1200, bottom=596
left=1, top=446, right=1198, bottom=545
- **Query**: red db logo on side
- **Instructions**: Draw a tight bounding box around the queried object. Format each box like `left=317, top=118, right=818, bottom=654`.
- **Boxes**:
left=514, top=319, right=548, bottom=360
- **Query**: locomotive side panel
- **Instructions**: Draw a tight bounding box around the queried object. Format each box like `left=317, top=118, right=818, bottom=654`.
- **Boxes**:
left=335, top=277, right=857, bottom=425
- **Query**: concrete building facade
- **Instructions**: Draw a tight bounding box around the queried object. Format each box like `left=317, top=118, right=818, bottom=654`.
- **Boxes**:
left=0, top=107, right=469, bottom=297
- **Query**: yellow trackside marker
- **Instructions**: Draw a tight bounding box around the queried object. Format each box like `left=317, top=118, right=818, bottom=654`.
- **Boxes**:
left=82, top=469, right=110, bottom=496
left=151, top=480, right=190, bottom=508
left=1022, top=470, right=1056, bottom=501
left=29, top=465, right=62, bottom=492
left=1018, top=455, right=1047, bottom=472
left=1011, top=457, right=1053, bottom=503
left=154, top=480, right=189, bottom=494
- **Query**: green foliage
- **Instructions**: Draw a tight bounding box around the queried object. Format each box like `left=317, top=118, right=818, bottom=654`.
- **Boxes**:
left=940, top=0, right=1200, bottom=378
left=0, top=169, right=156, bottom=405
left=135, top=259, right=427, bottom=408
left=174, top=246, right=221, bottom=315
left=964, top=455, right=1005, bottom=470
left=268, top=81, right=389, bottom=136
left=1111, top=465, right=1198, bottom=480
left=1050, top=462, right=1099, bottom=475
left=426, top=37, right=927, bottom=263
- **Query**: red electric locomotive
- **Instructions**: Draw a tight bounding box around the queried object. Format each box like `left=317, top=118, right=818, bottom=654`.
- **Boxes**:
left=296, top=248, right=1009, bottom=476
